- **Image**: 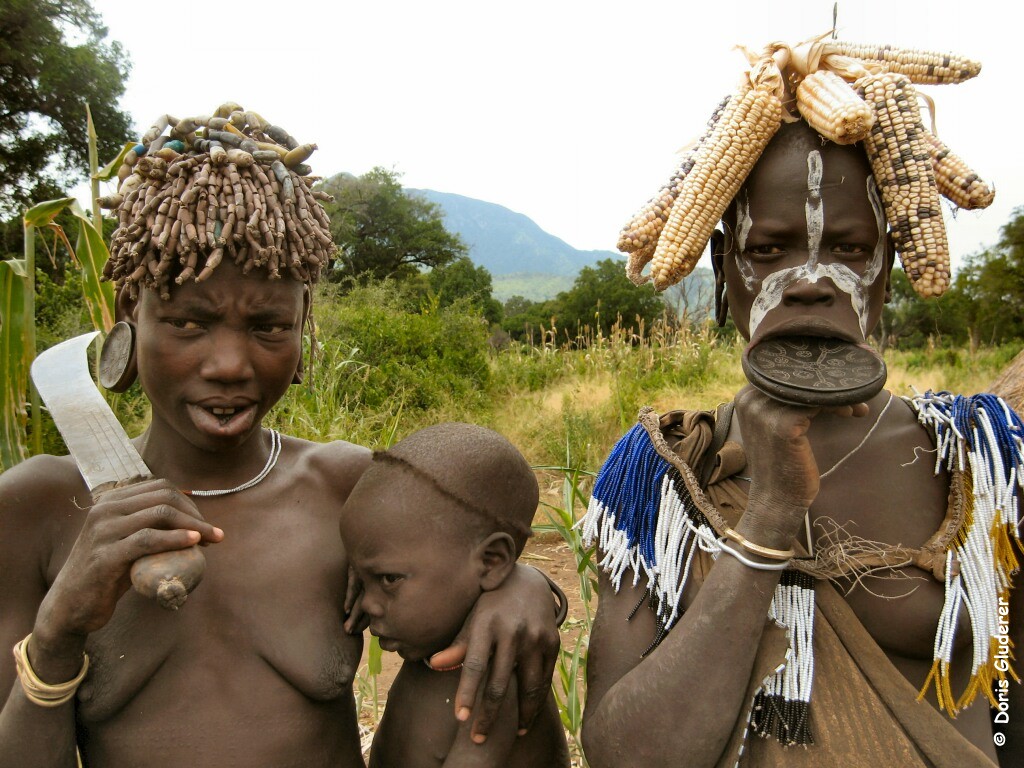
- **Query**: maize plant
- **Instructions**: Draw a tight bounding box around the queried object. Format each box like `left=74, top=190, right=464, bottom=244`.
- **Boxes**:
left=0, top=199, right=117, bottom=470
left=0, top=106, right=123, bottom=470
left=534, top=458, right=598, bottom=766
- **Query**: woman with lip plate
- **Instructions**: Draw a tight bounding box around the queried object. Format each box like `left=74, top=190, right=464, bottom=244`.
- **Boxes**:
left=579, top=38, right=1023, bottom=768
left=0, top=107, right=562, bottom=768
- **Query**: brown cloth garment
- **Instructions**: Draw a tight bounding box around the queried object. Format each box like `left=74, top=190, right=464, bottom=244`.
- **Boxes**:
left=650, top=406, right=996, bottom=768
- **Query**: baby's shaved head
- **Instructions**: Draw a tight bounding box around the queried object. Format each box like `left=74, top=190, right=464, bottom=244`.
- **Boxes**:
left=368, top=423, right=538, bottom=553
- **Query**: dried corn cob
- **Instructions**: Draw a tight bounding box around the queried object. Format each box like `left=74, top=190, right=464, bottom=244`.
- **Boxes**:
left=857, top=71, right=949, bottom=297
left=649, top=74, right=783, bottom=291
left=922, top=129, right=995, bottom=210
left=625, top=239, right=657, bottom=286
left=796, top=69, right=874, bottom=145
left=617, top=96, right=731, bottom=269
left=829, top=41, right=981, bottom=85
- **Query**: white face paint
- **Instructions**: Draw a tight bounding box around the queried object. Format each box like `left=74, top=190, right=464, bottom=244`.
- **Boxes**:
left=743, top=151, right=887, bottom=339
left=733, top=190, right=758, bottom=290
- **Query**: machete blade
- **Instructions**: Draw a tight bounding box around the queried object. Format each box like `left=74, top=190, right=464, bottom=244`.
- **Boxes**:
left=30, top=331, right=152, bottom=493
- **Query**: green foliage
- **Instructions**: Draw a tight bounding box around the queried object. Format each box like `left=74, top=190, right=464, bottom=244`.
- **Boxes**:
left=876, top=269, right=956, bottom=349
left=877, top=206, right=1024, bottom=351
left=533, top=463, right=597, bottom=767
left=501, top=295, right=559, bottom=343
left=0, top=0, right=132, bottom=218
left=320, top=169, right=467, bottom=282
left=427, top=255, right=502, bottom=325
left=555, top=258, right=667, bottom=338
left=1, top=197, right=116, bottom=468
left=0, top=256, right=30, bottom=468
left=501, top=259, right=668, bottom=344
left=34, top=267, right=91, bottom=348
left=273, top=281, right=492, bottom=445
left=954, top=209, right=1024, bottom=346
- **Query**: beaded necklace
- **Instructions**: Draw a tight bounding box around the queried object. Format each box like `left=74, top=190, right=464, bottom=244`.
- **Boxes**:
left=182, top=430, right=282, bottom=497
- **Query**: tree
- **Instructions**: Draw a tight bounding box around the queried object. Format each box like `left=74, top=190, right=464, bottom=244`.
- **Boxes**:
left=501, top=295, right=559, bottom=344
left=661, top=267, right=715, bottom=327
left=954, top=207, right=1024, bottom=348
left=428, top=256, right=502, bottom=325
left=555, top=258, right=667, bottom=338
left=875, top=268, right=966, bottom=350
left=320, top=168, right=466, bottom=282
left=0, top=0, right=133, bottom=218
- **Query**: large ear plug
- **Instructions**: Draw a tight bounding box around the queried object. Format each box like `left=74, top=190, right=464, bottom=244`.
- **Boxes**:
left=710, top=229, right=729, bottom=328
left=99, top=321, right=138, bottom=393
left=715, top=270, right=730, bottom=328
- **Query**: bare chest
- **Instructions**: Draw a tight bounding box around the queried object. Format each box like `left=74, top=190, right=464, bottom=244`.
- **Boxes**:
left=733, top=407, right=959, bottom=660
left=74, top=491, right=361, bottom=724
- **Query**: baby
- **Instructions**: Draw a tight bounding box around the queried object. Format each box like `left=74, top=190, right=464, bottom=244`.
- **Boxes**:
left=339, top=422, right=570, bottom=768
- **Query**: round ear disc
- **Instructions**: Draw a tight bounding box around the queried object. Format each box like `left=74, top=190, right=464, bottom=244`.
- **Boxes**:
left=99, top=321, right=138, bottom=393
left=742, top=335, right=886, bottom=407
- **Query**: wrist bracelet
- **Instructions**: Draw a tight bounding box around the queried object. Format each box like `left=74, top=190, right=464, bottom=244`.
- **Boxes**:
left=532, top=567, right=569, bottom=627
left=716, top=538, right=792, bottom=571
left=12, top=633, right=89, bottom=708
left=721, top=526, right=795, bottom=561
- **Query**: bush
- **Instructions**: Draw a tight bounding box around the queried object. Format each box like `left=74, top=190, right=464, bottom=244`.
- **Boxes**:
left=274, top=281, right=493, bottom=443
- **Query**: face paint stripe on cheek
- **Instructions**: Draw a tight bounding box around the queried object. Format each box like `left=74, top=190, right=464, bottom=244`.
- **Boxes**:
left=864, top=175, right=886, bottom=284
left=733, top=190, right=758, bottom=290
left=749, top=266, right=807, bottom=335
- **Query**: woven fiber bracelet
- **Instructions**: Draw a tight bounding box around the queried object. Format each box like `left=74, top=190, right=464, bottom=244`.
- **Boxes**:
left=722, top=526, right=795, bottom=561
left=716, top=538, right=792, bottom=571
left=12, top=634, right=89, bottom=708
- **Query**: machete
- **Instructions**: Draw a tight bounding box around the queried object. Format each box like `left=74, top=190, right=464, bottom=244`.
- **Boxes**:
left=31, top=331, right=205, bottom=609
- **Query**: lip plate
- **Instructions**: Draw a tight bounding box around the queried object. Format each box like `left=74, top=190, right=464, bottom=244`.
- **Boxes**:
left=742, top=335, right=887, bottom=407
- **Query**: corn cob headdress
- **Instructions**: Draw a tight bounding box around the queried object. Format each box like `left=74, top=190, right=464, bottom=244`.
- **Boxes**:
left=619, top=38, right=994, bottom=298
left=101, top=102, right=338, bottom=301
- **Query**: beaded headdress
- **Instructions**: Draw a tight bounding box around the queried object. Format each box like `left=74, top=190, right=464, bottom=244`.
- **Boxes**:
left=100, top=103, right=337, bottom=300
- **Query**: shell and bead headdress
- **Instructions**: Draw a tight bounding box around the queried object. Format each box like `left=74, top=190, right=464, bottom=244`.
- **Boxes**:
left=100, top=102, right=337, bottom=301
left=619, top=37, right=994, bottom=298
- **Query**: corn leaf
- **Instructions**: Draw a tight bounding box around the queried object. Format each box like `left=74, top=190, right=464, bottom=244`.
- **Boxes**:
left=23, top=197, right=76, bottom=229
left=93, top=142, right=137, bottom=182
left=0, top=259, right=30, bottom=470
left=368, top=636, right=383, bottom=676
left=70, top=203, right=115, bottom=332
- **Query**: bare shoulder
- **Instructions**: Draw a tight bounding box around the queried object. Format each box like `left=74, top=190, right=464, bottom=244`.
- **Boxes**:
left=0, top=454, right=88, bottom=620
left=0, top=452, right=89, bottom=527
left=283, top=435, right=372, bottom=497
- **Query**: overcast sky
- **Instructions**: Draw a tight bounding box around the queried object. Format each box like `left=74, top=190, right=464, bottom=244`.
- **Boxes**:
left=88, top=0, right=1021, bottom=274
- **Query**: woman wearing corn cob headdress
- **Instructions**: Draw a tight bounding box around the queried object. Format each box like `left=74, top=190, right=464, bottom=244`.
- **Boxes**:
left=580, top=37, right=1022, bottom=767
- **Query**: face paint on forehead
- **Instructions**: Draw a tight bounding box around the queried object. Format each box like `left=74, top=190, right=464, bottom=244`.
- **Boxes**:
left=746, top=150, right=886, bottom=339
left=805, top=151, right=824, bottom=270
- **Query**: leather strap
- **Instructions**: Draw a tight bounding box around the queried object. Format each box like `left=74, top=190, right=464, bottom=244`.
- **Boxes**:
left=700, top=401, right=735, bottom=489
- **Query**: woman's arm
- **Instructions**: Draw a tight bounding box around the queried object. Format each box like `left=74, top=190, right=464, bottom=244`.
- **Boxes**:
left=0, top=457, right=222, bottom=768
left=429, top=564, right=562, bottom=743
left=582, top=387, right=832, bottom=768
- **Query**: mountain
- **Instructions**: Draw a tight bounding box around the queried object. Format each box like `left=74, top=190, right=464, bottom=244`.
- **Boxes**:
left=409, top=189, right=618, bottom=301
